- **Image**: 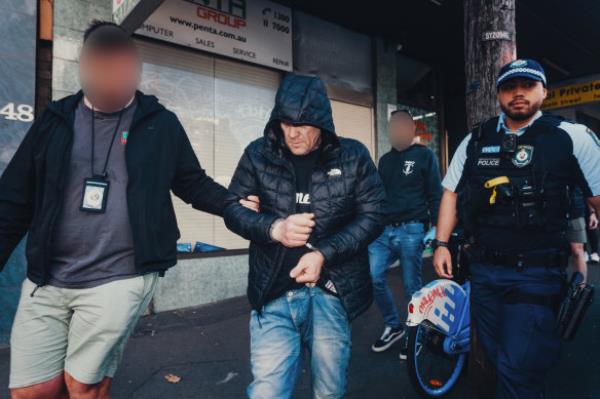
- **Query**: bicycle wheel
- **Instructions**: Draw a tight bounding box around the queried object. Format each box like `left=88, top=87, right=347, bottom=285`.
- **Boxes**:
left=406, top=322, right=467, bottom=398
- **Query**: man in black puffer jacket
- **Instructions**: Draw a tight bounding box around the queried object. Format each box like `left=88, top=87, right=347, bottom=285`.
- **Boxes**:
left=224, top=74, right=385, bottom=398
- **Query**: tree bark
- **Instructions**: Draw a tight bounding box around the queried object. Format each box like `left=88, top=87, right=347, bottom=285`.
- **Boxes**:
left=464, top=0, right=517, bottom=129
left=463, top=1, right=516, bottom=398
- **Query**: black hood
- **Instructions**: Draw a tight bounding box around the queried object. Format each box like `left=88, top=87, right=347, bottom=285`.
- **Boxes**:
left=264, top=74, right=339, bottom=159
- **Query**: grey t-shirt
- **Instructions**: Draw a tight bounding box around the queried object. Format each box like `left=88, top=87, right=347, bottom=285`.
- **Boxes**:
left=49, top=99, right=138, bottom=288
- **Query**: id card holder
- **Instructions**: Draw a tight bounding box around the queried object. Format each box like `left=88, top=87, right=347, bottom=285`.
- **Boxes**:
left=80, top=177, right=109, bottom=213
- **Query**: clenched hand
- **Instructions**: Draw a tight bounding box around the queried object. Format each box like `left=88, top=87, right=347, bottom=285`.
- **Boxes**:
left=270, top=213, right=315, bottom=248
left=290, top=251, right=324, bottom=284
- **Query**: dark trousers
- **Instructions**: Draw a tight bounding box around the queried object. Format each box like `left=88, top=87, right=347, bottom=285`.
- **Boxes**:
left=470, top=262, right=564, bottom=399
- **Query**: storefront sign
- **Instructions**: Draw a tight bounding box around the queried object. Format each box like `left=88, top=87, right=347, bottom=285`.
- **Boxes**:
left=136, top=0, right=292, bottom=71
left=542, top=79, right=600, bottom=110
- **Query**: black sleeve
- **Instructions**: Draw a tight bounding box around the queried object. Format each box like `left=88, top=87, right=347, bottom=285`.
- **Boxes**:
left=377, top=153, right=389, bottom=182
left=223, top=148, right=279, bottom=244
left=314, top=144, right=386, bottom=266
left=171, top=115, right=228, bottom=216
left=0, top=111, right=47, bottom=270
left=425, top=150, right=443, bottom=224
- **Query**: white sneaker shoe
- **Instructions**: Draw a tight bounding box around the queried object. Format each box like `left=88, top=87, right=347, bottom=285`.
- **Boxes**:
left=591, top=253, right=600, bottom=263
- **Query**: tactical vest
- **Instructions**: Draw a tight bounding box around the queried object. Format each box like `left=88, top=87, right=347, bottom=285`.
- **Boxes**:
left=457, top=114, right=572, bottom=239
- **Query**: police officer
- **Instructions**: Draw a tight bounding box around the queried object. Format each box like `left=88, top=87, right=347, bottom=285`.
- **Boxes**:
left=432, top=59, right=600, bottom=399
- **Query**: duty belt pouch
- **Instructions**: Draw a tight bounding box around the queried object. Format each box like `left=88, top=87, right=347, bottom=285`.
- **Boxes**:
left=556, top=272, right=595, bottom=341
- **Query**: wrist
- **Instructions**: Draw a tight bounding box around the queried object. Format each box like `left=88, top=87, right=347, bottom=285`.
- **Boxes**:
left=313, top=249, right=325, bottom=262
left=269, top=218, right=284, bottom=242
left=432, top=239, right=450, bottom=251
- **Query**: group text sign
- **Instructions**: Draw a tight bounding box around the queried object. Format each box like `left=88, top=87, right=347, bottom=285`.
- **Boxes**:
left=136, top=0, right=292, bottom=71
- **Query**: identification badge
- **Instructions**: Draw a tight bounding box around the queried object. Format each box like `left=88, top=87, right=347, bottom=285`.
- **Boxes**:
left=80, top=177, right=109, bottom=213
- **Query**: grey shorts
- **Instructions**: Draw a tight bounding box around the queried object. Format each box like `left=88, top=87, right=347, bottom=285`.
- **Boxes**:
left=567, top=217, right=587, bottom=244
left=9, top=273, right=158, bottom=388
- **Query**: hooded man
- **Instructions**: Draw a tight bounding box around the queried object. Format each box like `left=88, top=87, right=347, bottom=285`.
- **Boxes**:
left=224, top=74, right=385, bottom=398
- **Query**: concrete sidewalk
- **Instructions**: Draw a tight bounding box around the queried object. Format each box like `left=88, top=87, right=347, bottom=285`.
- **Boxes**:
left=1, top=260, right=599, bottom=398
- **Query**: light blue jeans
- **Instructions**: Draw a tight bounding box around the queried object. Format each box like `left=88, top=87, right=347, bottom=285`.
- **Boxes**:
left=368, top=223, right=425, bottom=329
left=247, top=286, right=351, bottom=399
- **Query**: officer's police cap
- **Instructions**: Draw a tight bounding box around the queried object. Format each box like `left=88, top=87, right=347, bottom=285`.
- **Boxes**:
left=496, top=59, right=547, bottom=88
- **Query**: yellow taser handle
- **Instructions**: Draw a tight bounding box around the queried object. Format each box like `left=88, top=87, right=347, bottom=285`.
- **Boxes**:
left=484, top=176, right=510, bottom=205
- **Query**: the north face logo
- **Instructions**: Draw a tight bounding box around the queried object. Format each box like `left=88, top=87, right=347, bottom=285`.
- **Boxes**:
left=327, top=168, right=342, bottom=177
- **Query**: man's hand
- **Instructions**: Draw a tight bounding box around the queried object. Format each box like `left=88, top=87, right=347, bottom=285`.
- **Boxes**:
left=270, top=213, right=315, bottom=248
left=589, top=211, right=598, bottom=230
left=240, top=195, right=260, bottom=213
left=433, top=247, right=453, bottom=279
left=290, top=251, right=324, bottom=284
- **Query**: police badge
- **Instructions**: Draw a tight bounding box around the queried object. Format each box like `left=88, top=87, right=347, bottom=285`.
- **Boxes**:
left=512, top=145, right=534, bottom=168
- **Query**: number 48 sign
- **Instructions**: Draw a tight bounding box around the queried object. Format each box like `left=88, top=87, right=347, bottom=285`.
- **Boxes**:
left=0, top=103, right=34, bottom=122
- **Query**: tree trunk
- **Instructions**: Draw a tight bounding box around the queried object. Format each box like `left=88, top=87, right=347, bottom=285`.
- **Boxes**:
left=464, top=0, right=517, bottom=130
left=463, top=1, right=516, bottom=398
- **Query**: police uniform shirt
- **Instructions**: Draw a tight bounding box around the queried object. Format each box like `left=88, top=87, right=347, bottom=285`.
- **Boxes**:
left=443, top=112, right=600, bottom=197
left=442, top=112, right=600, bottom=251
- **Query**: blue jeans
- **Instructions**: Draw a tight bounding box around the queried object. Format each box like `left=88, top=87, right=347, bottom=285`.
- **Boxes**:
left=471, top=262, right=564, bottom=399
left=248, top=286, right=351, bottom=399
left=368, top=223, right=425, bottom=329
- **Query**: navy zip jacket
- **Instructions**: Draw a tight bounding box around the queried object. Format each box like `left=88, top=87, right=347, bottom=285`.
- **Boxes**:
left=0, top=91, right=227, bottom=284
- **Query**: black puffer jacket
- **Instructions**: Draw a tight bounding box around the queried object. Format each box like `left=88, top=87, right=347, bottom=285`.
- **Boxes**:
left=224, top=74, right=385, bottom=321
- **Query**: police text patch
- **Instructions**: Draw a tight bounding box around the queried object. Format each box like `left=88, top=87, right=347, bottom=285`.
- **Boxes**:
left=477, top=158, right=500, bottom=167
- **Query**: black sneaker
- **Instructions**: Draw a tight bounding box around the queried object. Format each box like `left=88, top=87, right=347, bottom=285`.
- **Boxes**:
left=371, top=326, right=405, bottom=353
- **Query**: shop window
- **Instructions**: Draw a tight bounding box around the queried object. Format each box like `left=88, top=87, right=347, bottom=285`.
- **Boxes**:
left=136, top=40, right=280, bottom=251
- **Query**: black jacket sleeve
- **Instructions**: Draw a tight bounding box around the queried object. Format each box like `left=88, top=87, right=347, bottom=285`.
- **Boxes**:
left=425, top=150, right=442, bottom=224
left=223, top=148, right=279, bottom=244
left=314, top=145, right=386, bottom=265
left=171, top=115, right=228, bottom=216
left=0, top=111, right=46, bottom=271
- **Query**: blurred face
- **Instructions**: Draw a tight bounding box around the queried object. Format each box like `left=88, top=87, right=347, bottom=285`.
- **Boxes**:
left=497, top=78, right=547, bottom=122
left=280, top=122, right=322, bottom=156
left=79, top=47, right=141, bottom=112
left=388, top=112, right=416, bottom=150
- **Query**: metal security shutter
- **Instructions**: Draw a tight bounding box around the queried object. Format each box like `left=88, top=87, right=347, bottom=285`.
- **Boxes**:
left=331, top=100, right=376, bottom=157
left=136, top=40, right=280, bottom=250
left=213, top=57, right=281, bottom=249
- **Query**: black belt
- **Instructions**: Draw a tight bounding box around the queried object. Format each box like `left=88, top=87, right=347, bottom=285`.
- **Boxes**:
left=468, top=246, right=567, bottom=270
left=388, top=220, right=427, bottom=228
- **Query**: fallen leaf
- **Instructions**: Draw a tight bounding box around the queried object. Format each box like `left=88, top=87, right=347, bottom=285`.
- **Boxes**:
left=164, top=373, right=181, bottom=384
